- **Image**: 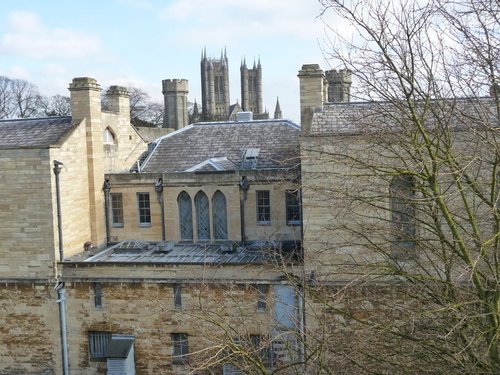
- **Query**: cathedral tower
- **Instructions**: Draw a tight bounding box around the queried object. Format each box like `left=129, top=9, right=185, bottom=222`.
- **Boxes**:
left=240, top=58, right=263, bottom=115
left=200, top=48, right=230, bottom=121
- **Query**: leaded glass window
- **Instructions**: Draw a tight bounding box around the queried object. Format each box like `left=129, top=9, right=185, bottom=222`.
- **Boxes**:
left=195, top=192, right=210, bottom=240
left=178, top=192, right=193, bottom=240
left=213, top=191, right=228, bottom=240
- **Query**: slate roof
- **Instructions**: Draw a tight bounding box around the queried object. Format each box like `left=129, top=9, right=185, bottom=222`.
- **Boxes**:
left=0, top=116, right=75, bottom=149
left=310, top=98, right=499, bottom=136
left=140, top=119, right=301, bottom=173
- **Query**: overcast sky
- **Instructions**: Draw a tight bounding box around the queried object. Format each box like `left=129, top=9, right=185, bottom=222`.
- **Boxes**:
left=0, top=0, right=343, bottom=123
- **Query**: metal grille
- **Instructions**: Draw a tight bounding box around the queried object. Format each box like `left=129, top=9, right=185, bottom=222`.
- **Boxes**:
left=89, top=331, right=111, bottom=359
left=213, top=191, right=228, bottom=240
left=195, top=192, right=210, bottom=240
left=178, top=192, right=193, bottom=240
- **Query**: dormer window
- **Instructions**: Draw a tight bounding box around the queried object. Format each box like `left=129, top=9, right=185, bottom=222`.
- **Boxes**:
left=103, top=127, right=116, bottom=145
left=241, top=148, right=260, bottom=169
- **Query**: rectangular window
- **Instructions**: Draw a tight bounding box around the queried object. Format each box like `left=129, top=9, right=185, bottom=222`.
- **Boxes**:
left=88, top=331, right=112, bottom=360
left=171, top=333, right=189, bottom=364
left=250, top=335, right=272, bottom=364
left=137, top=192, right=151, bottom=226
left=256, top=190, right=271, bottom=224
left=111, top=193, right=124, bottom=227
left=173, top=284, right=182, bottom=310
left=257, top=284, right=268, bottom=311
left=94, top=282, right=102, bottom=309
left=285, top=190, right=301, bottom=225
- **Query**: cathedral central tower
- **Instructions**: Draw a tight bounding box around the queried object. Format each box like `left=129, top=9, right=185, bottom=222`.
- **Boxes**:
left=200, top=48, right=230, bottom=121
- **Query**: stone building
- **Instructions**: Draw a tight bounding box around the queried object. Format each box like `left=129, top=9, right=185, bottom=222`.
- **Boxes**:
left=0, top=77, right=148, bottom=374
left=0, top=74, right=302, bottom=374
left=297, top=63, right=500, bottom=373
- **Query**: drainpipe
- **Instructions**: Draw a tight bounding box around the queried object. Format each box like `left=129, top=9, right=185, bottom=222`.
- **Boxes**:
left=155, top=177, right=166, bottom=241
left=103, top=179, right=111, bottom=245
left=55, top=282, right=69, bottom=375
left=239, top=176, right=249, bottom=245
left=53, top=160, right=64, bottom=262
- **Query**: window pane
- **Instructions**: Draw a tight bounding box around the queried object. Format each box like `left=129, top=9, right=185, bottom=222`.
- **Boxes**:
left=173, top=284, right=182, bottom=310
left=256, top=191, right=271, bottom=224
left=286, top=190, right=301, bottom=225
left=257, top=284, right=268, bottom=311
left=111, top=193, right=123, bottom=227
left=178, top=192, right=193, bottom=240
left=137, top=193, right=151, bottom=226
left=94, top=282, right=102, bottom=308
left=195, top=192, right=210, bottom=240
left=213, top=191, right=228, bottom=240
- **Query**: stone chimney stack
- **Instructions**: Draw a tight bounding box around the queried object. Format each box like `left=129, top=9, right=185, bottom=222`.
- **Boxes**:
left=68, top=77, right=105, bottom=246
left=69, top=77, right=102, bottom=123
left=298, top=64, right=326, bottom=133
left=106, top=85, right=130, bottom=114
left=325, top=69, right=352, bottom=102
left=162, top=79, right=189, bottom=130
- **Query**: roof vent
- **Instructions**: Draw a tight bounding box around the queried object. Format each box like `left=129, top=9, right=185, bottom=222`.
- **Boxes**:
left=221, top=242, right=237, bottom=253
left=236, top=111, right=253, bottom=122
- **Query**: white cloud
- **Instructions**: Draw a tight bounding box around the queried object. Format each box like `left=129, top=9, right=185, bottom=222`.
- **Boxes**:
left=4, top=65, right=31, bottom=80
left=0, top=11, right=102, bottom=59
left=161, top=0, right=327, bottom=45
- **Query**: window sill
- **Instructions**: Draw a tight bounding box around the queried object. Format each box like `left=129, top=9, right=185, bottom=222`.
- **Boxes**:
left=112, top=224, right=124, bottom=228
left=257, top=221, right=271, bottom=226
left=138, top=223, right=151, bottom=228
left=287, top=221, right=301, bottom=226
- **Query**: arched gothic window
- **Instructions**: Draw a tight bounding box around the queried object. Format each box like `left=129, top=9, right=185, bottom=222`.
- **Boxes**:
left=103, top=127, right=115, bottom=145
left=178, top=192, right=193, bottom=241
left=195, top=191, right=210, bottom=240
left=212, top=191, right=228, bottom=240
left=390, top=175, right=416, bottom=252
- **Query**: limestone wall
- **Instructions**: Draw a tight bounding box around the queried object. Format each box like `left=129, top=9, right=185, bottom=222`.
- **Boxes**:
left=64, top=280, right=276, bottom=374
left=0, top=148, right=56, bottom=279
left=0, top=283, right=60, bottom=375
left=49, top=120, right=93, bottom=260
left=106, top=172, right=301, bottom=244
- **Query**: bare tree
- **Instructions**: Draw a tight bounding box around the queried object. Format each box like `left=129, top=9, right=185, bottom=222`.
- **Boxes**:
left=9, top=78, right=43, bottom=118
left=0, top=76, right=15, bottom=119
left=40, top=94, right=71, bottom=116
left=296, top=0, right=500, bottom=373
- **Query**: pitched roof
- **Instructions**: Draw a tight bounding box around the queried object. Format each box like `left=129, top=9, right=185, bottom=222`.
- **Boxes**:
left=0, top=116, right=75, bottom=149
left=141, top=119, right=301, bottom=173
left=310, top=98, right=499, bottom=136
